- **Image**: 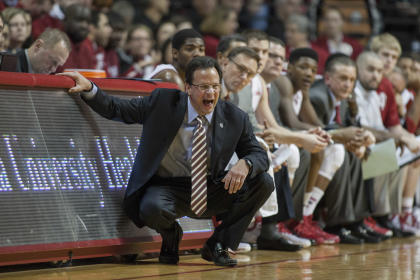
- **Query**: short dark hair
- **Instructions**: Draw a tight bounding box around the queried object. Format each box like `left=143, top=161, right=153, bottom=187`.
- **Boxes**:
left=172, top=28, right=203, bottom=50
left=324, top=53, right=355, bottom=73
left=185, top=56, right=222, bottom=85
left=242, top=29, right=268, bottom=43
left=268, top=36, right=285, bottom=48
left=289, top=48, right=318, bottom=64
left=216, top=34, right=246, bottom=55
left=227, top=46, right=260, bottom=65
left=107, top=10, right=125, bottom=31
left=91, top=10, right=101, bottom=27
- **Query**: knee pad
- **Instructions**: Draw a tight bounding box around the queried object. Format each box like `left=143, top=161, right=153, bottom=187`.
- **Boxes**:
left=287, top=144, right=300, bottom=170
left=318, top=144, right=345, bottom=180
left=287, top=144, right=300, bottom=180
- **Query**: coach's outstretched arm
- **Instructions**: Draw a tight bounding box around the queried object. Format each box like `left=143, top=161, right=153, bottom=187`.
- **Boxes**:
left=58, top=71, right=158, bottom=124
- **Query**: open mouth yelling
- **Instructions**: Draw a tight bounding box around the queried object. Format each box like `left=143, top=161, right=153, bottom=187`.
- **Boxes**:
left=203, top=99, right=215, bottom=108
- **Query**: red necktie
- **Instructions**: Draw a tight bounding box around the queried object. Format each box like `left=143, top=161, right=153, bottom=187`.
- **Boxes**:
left=335, top=105, right=342, bottom=125
left=191, top=116, right=207, bottom=216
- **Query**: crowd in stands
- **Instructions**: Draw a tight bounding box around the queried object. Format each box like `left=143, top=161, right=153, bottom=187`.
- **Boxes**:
left=3, top=0, right=420, bottom=256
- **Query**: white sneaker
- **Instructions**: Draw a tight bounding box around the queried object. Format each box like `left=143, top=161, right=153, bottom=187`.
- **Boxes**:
left=228, top=242, right=252, bottom=254
left=399, top=213, right=420, bottom=237
left=278, top=222, right=311, bottom=248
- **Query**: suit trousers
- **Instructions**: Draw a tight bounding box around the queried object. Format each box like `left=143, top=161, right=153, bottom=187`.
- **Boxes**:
left=137, top=173, right=274, bottom=250
left=322, top=151, right=370, bottom=226
left=292, top=149, right=311, bottom=219
left=373, top=168, right=404, bottom=216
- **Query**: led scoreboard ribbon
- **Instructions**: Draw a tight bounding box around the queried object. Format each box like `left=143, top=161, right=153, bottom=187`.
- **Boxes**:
left=0, top=73, right=213, bottom=265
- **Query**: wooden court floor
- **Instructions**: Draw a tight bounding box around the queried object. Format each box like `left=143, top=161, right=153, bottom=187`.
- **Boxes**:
left=1, top=237, right=420, bottom=280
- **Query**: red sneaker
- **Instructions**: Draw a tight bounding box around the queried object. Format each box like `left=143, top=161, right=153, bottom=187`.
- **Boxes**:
left=364, top=217, right=393, bottom=237
left=308, top=218, right=340, bottom=244
left=278, top=222, right=293, bottom=234
left=293, top=215, right=327, bottom=245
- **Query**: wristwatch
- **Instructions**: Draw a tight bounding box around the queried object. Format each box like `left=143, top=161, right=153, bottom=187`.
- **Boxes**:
left=244, top=159, right=253, bottom=175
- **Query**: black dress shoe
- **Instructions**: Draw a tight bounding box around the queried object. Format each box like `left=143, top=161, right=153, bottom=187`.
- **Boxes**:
left=350, top=225, right=382, bottom=243
left=159, top=222, right=183, bottom=265
left=257, top=236, right=302, bottom=251
left=257, top=221, right=302, bottom=251
left=329, top=228, right=364, bottom=244
left=201, top=242, right=237, bottom=266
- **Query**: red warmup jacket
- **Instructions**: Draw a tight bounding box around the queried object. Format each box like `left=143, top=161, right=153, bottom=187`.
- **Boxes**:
left=311, top=35, right=364, bottom=60
left=376, top=77, right=401, bottom=128
left=57, top=38, right=96, bottom=72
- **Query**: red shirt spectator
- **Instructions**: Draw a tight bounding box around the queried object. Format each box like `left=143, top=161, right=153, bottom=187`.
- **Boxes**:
left=104, top=49, right=120, bottom=78
left=311, top=35, right=363, bottom=60
left=57, top=38, right=96, bottom=72
left=31, top=13, right=63, bottom=40
left=376, top=77, right=401, bottom=128
left=203, top=34, right=219, bottom=58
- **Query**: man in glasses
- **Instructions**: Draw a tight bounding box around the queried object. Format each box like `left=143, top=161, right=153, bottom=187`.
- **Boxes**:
left=145, top=28, right=205, bottom=91
left=60, top=56, right=273, bottom=267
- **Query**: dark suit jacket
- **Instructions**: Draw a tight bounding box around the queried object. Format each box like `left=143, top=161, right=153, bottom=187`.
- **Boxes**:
left=84, top=88, right=269, bottom=224
left=309, top=79, right=355, bottom=128
left=16, top=50, right=29, bottom=73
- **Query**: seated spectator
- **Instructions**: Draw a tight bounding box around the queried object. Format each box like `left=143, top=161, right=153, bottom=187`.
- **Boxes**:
left=312, top=6, right=363, bottom=60
left=2, top=7, right=29, bottom=53
left=187, top=0, right=217, bottom=30
left=1, top=21, right=9, bottom=51
left=267, top=0, right=304, bottom=41
left=155, top=20, right=176, bottom=50
left=284, top=14, right=328, bottom=73
left=121, top=24, right=156, bottom=79
left=160, top=37, right=172, bottom=64
left=105, top=10, right=126, bottom=78
left=132, top=0, right=170, bottom=32
left=0, top=13, right=5, bottom=51
left=31, top=0, right=63, bottom=40
left=220, top=0, right=244, bottom=15
left=59, top=3, right=95, bottom=71
left=238, top=0, right=270, bottom=31
left=88, top=10, right=112, bottom=71
left=200, top=6, right=238, bottom=58
left=110, top=0, right=134, bottom=27
left=16, top=28, right=70, bottom=74
left=171, top=15, right=193, bottom=31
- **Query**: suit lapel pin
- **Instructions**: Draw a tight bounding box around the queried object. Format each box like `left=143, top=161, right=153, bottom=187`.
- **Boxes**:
left=220, top=123, right=224, bottom=128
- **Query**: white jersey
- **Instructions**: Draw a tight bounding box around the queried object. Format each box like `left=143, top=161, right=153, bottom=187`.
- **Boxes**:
left=251, top=74, right=264, bottom=111
left=354, top=81, right=386, bottom=131
left=144, top=64, right=177, bottom=80
left=293, top=90, right=303, bottom=115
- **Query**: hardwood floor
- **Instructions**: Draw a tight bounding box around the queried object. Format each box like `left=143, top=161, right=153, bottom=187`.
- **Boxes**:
left=1, top=237, right=419, bottom=279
